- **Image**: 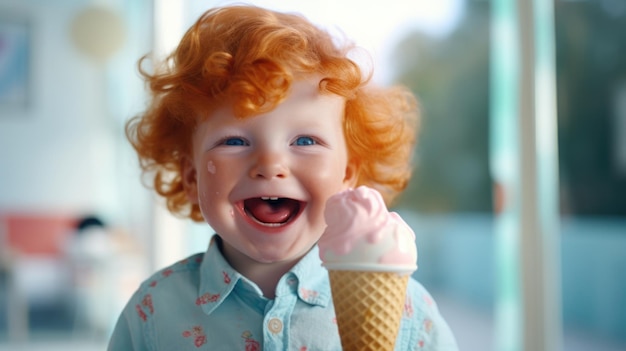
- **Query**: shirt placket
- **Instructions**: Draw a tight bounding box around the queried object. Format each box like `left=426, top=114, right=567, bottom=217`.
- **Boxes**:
left=262, top=274, right=298, bottom=350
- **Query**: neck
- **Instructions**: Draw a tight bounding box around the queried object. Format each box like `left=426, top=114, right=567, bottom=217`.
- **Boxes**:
left=240, top=261, right=296, bottom=299
left=218, top=239, right=299, bottom=299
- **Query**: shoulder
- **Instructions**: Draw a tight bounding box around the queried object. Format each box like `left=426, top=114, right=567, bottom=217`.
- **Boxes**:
left=139, top=253, right=205, bottom=291
left=129, top=252, right=206, bottom=312
left=406, top=278, right=438, bottom=315
left=121, top=252, right=206, bottom=321
left=108, top=252, right=207, bottom=350
left=402, top=278, right=440, bottom=334
left=398, top=278, right=460, bottom=351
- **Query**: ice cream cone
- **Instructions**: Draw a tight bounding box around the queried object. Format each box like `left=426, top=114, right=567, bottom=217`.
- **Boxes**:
left=319, top=187, right=417, bottom=350
left=329, top=270, right=408, bottom=351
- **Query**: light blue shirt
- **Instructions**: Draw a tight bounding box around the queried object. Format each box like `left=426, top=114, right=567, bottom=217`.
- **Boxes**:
left=108, top=236, right=458, bottom=350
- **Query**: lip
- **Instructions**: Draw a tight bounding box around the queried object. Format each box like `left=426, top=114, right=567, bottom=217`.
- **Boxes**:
left=235, top=197, right=306, bottom=233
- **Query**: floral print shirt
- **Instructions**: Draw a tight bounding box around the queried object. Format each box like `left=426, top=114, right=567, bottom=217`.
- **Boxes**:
left=108, top=237, right=458, bottom=350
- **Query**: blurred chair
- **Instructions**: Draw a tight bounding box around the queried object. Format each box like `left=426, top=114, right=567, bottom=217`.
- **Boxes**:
left=0, top=212, right=77, bottom=342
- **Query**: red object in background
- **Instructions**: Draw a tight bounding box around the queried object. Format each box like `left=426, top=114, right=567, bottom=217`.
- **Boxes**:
left=2, top=213, right=77, bottom=256
left=493, top=182, right=506, bottom=215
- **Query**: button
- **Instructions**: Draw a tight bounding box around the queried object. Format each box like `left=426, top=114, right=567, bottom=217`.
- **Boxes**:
left=268, top=318, right=283, bottom=334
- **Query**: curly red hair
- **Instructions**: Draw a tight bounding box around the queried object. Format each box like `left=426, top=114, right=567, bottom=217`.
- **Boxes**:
left=126, top=5, right=419, bottom=221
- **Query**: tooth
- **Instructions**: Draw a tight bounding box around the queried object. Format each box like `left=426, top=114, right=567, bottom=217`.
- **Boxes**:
left=261, top=197, right=269, bottom=200
left=269, top=197, right=278, bottom=200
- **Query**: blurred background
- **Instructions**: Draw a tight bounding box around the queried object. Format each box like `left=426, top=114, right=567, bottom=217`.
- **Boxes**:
left=0, top=0, right=624, bottom=350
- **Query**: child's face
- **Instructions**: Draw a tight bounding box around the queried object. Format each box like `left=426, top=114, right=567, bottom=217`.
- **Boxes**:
left=183, top=78, right=357, bottom=266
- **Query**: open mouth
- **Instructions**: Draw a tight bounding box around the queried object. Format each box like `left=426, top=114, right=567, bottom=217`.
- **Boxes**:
left=243, top=197, right=304, bottom=227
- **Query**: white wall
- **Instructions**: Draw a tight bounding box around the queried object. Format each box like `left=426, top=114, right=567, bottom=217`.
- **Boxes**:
left=0, top=0, right=152, bottom=232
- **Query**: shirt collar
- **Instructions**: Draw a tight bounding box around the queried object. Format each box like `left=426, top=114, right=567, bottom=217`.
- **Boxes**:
left=198, top=236, right=331, bottom=315
left=196, top=236, right=242, bottom=315
left=289, top=244, right=332, bottom=307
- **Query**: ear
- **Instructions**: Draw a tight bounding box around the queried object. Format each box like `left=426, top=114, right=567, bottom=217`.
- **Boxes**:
left=342, top=159, right=359, bottom=188
left=181, top=156, right=199, bottom=205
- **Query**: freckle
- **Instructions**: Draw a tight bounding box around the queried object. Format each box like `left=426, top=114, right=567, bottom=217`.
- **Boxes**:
left=207, top=160, right=216, bottom=174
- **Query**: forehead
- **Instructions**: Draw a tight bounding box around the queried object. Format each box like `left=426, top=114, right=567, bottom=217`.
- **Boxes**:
left=206, top=78, right=345, bottom=125
left=272, top=79, right=346, bottom=117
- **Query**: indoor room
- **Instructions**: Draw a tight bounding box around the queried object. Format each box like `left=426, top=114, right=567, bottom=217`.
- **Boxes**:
left=0, top=0, right=625, bottom=350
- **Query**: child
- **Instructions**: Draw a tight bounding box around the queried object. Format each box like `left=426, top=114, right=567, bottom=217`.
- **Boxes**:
left=108, top=4, right=458, bottom=350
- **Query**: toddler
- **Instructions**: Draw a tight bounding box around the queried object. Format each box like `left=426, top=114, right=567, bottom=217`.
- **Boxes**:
left=108, top=4, right=458, bottom=350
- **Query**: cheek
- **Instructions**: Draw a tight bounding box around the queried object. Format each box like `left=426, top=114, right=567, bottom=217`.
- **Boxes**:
left=197, top=160, right=220, bottom=207
left=300, top=157, right=351, bottom=202
left=308, top=153, right=350, bottom=185
left=207, top=160, right=217, bottom=174
left=197, top=157, right=238, bottom=203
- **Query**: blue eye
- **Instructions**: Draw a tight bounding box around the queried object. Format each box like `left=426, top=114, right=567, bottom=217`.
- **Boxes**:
left=294, top=136, right=316, bottom=146
left=222, top=137, right=248, bottom=146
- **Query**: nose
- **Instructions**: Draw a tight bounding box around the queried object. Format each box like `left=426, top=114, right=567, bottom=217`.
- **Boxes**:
left=249, top=150, right=290, bottom=179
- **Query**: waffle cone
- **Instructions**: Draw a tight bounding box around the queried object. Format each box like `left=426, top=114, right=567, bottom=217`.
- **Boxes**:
left=328, top=270, right=408, bottom=351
